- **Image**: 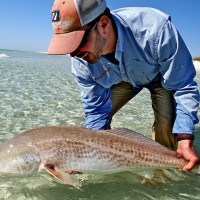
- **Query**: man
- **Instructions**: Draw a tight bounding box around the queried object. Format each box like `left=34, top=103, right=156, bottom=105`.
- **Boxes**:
left=48, top=0, right=199, bottom=170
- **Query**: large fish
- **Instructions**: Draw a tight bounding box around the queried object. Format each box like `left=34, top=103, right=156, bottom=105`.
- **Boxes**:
left=0, top=126, right=198, bottom=186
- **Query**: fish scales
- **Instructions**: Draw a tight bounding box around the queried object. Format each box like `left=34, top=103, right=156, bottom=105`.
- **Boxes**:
left=0, top=126, right=188, bottom=176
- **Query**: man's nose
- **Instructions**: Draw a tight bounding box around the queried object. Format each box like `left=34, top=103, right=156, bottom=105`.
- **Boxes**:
left=70, top=50, right=81, bottom=57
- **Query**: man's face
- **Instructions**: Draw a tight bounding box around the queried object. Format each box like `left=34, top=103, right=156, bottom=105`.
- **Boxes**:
left=70, top=22, right=106, bottom=64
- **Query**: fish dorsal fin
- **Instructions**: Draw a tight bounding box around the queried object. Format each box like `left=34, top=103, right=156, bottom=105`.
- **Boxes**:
left=105, top=128, right=152, bottom=142
left=104, top=128, right=170, bottom=151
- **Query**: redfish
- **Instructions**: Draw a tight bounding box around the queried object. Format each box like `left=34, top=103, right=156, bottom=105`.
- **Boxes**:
left=0, top=126, right=197, bottom=186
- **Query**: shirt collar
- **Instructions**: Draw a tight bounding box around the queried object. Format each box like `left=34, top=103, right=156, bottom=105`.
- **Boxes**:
left=112, top=14, right=126, bottom=54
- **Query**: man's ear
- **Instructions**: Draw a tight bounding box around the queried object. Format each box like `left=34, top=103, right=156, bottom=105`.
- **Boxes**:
left=98, top=15, right=110, bottom=35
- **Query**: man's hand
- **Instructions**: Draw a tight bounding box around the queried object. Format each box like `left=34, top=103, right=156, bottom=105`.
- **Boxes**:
left=176, top=140, right=199, bottom=171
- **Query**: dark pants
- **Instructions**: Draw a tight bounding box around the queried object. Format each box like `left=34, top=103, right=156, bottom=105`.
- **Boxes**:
left=110, top=81, right=176, bottom=150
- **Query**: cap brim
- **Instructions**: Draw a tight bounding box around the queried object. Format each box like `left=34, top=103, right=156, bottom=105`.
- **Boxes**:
left=48, top=30, right=86, bottom=55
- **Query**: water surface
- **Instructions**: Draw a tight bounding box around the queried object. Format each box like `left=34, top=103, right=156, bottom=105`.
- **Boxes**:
left=0, top=49, right=200, bottom=200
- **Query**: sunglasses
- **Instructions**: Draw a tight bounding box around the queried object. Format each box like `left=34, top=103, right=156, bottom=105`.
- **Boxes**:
left=78, top=22, right=98, bottom=48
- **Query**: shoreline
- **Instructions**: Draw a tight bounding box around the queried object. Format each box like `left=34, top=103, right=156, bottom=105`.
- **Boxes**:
left=194, top=61, right=200, bottom=74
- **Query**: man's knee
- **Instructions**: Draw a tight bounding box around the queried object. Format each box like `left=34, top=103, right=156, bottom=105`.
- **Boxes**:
left=152, top=121, right=176, bottom=150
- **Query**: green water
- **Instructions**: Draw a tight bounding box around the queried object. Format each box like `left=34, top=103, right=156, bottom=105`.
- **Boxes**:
left=0, top=49, right=200, bottom=200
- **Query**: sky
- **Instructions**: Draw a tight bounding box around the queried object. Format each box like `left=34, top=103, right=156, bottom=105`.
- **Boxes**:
left=0, top=0, right=199, bottom=57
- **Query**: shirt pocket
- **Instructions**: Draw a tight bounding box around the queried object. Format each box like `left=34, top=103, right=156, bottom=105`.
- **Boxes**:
left=92, top=67, right=122, bottom=88
left=126, top=59, right=159, bottom=86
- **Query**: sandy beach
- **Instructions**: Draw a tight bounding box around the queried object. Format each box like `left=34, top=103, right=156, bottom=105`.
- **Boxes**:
left=194, top=61, right=200, bottom=73
left=194, top=61, right=200, bottom=80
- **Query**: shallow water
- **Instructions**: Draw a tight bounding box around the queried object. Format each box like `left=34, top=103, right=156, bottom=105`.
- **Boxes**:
left=0, top=49, right=200, bottom=200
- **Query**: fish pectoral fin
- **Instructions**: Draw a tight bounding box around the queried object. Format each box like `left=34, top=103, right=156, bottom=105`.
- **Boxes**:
left=67, top=170, right=83, bottom=175
left=44, top=164, right=77, bottom=187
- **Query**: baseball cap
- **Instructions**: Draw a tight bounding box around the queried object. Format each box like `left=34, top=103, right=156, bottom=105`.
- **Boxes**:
left=48, top=0, right=107, bottom=55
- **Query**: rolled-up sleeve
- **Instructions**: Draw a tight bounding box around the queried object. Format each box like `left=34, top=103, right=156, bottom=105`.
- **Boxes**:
left=71, top=58, right=112, bottom=130
left=157, top=20, right=199, bottom=134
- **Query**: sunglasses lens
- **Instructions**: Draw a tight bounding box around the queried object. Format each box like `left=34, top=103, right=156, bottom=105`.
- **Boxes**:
left=79, top=31, right=89, bottom=47
left=79, top=22, right=97, bottom=48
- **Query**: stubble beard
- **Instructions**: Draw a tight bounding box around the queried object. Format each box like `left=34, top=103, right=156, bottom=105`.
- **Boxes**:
left=87, top=30, right=106, bottom=64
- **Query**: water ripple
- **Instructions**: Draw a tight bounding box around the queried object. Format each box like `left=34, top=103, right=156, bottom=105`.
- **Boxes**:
left=0, top=49, right=200, bottom=200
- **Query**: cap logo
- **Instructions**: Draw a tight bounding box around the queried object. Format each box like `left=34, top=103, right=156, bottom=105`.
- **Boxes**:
left=52, top=10, right=60, bottom=22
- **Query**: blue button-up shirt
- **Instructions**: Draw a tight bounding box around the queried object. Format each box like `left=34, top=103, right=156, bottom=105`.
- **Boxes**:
left=71, top=7, right=199, bottom=134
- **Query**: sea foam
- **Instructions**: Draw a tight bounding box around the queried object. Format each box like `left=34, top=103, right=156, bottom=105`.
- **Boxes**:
left=0, top=53, right=10, bottom=59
